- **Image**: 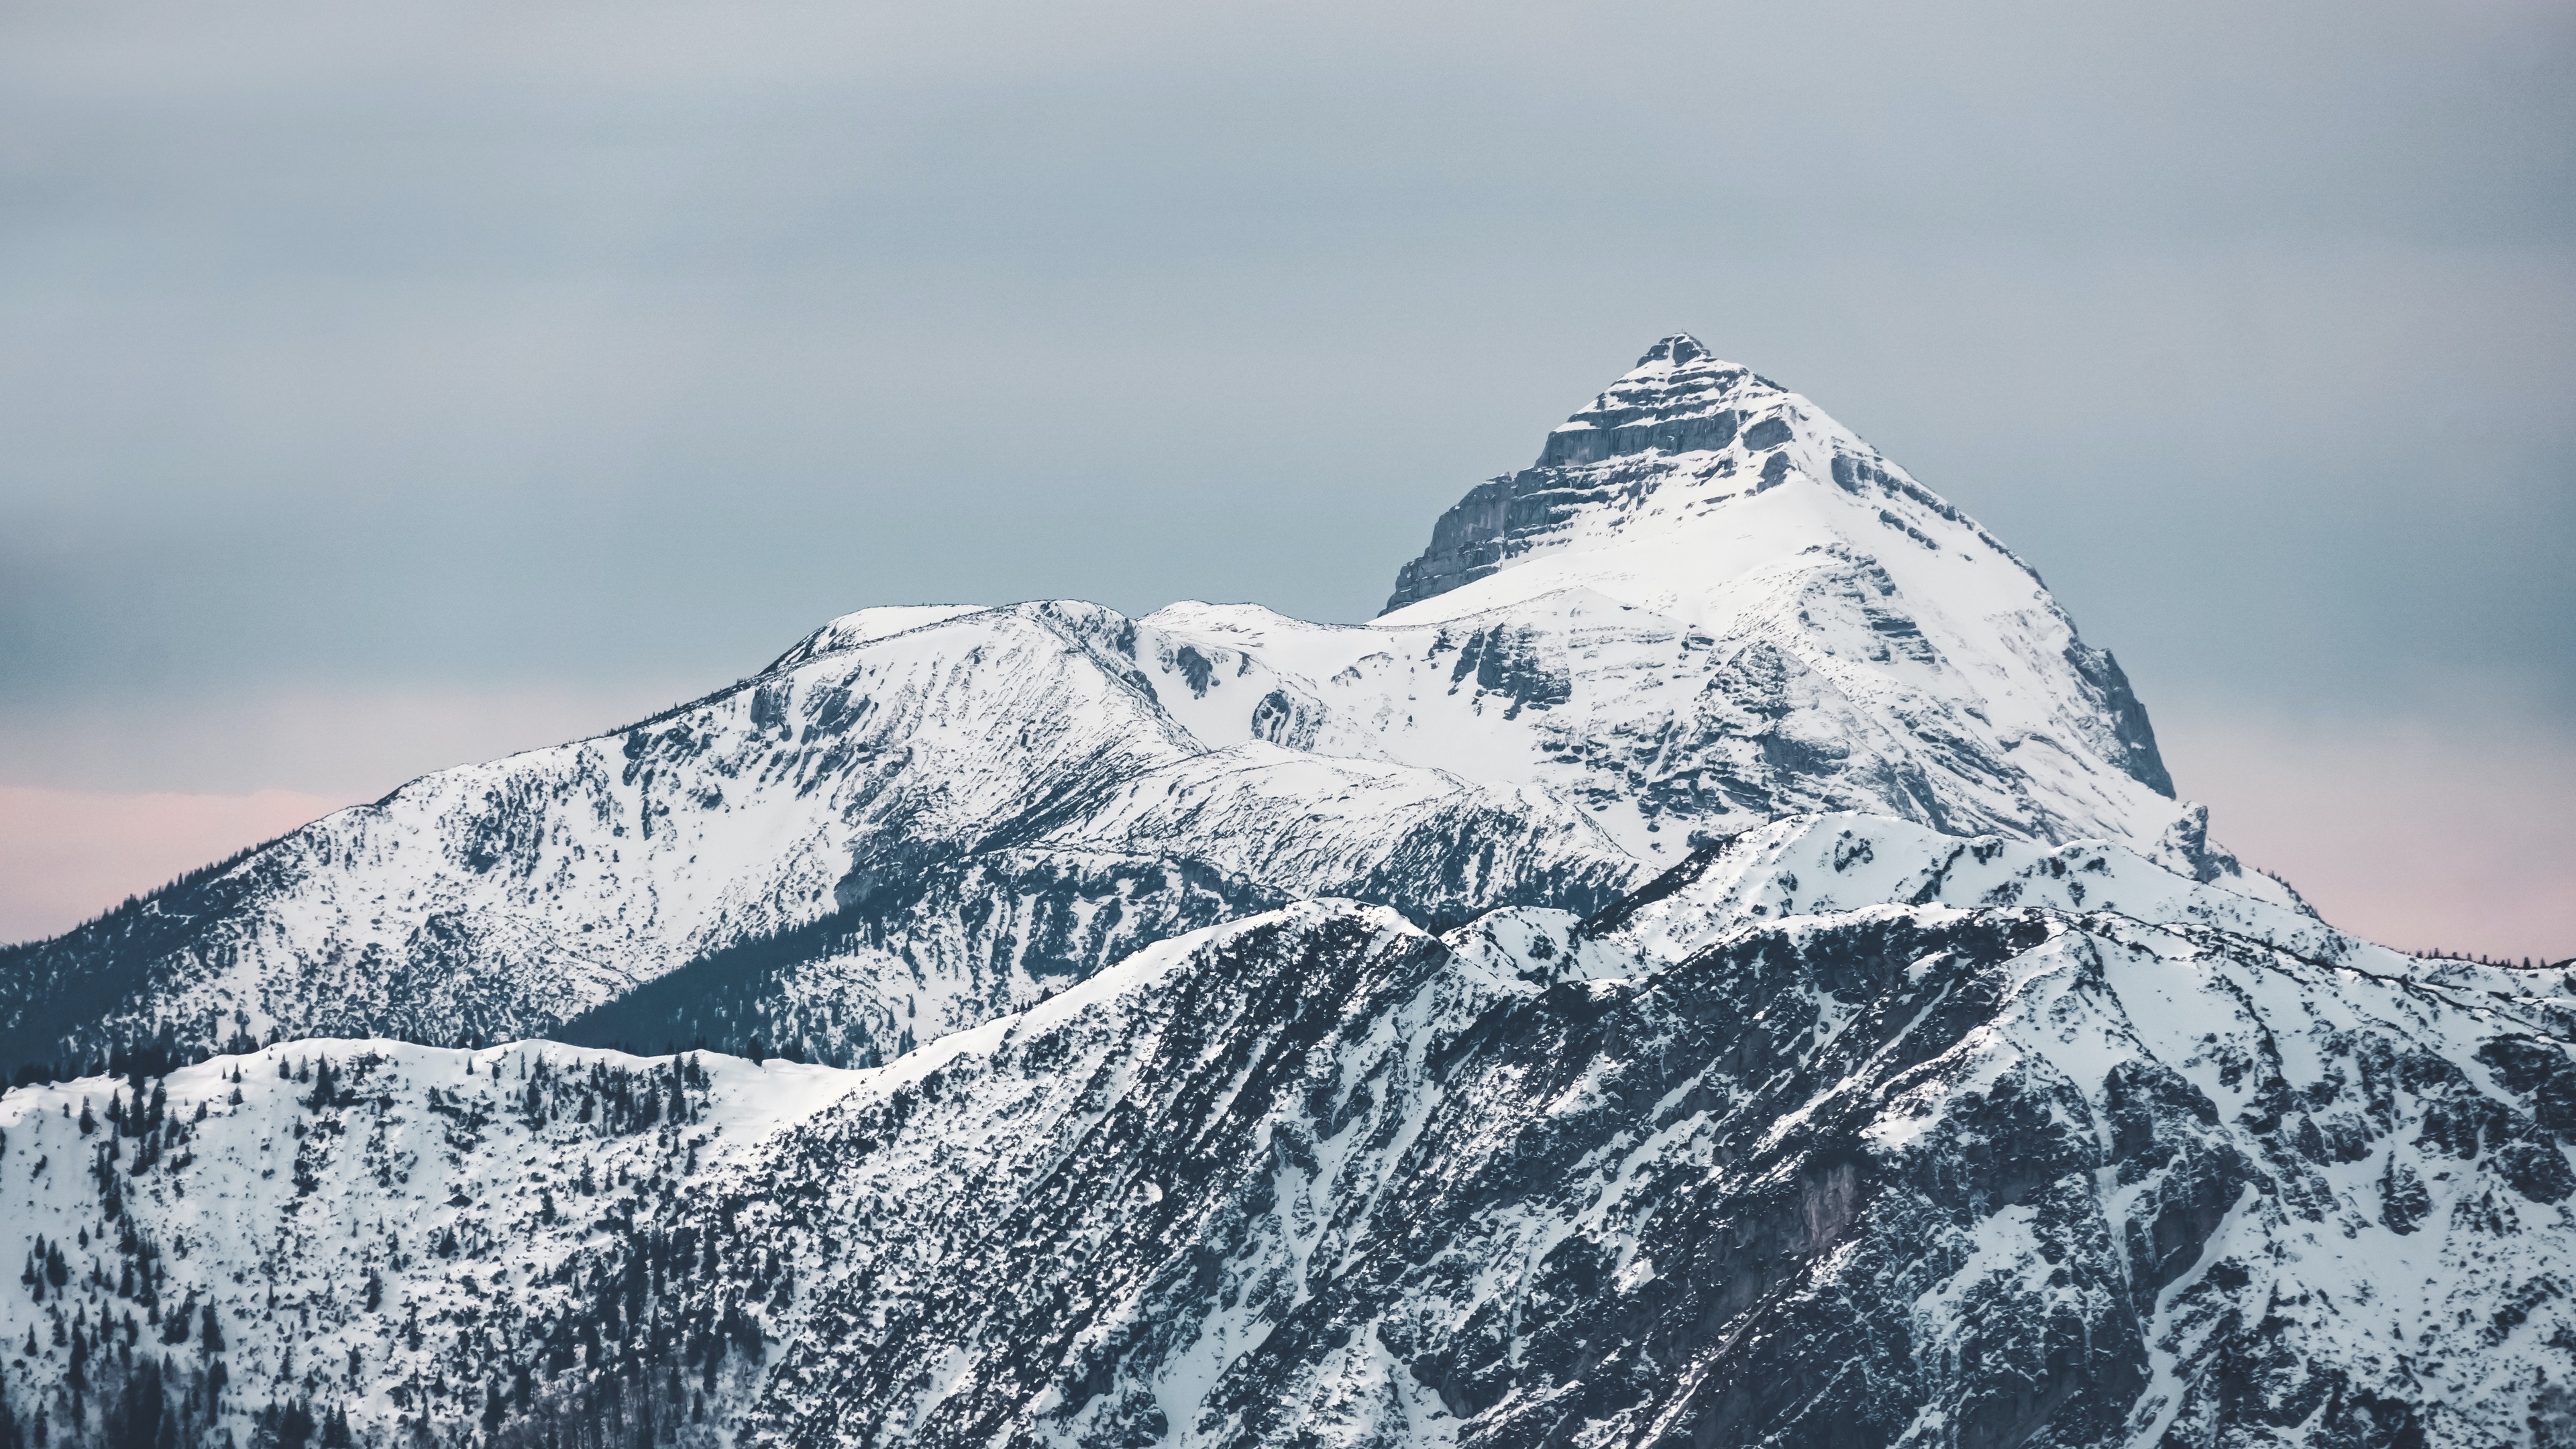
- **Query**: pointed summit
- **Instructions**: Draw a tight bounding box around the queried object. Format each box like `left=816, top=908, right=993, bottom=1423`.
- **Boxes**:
left=1377, top=333, right=2188, bottom=826
left=1633, top=332, right=1710, bottom=368
left=1381, top=333, right=1798, bottom=613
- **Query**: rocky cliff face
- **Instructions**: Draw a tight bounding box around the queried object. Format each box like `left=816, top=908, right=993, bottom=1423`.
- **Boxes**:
left=3, top=334, right=2532, bottom=1449
left=1386, top=333, right=1766, bottom=610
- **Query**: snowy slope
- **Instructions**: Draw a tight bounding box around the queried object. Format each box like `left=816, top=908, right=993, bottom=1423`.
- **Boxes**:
left=0, top=1039, right=859, bottom=1449
left=0, top=603, right=1635, bottom=1074
left=608, top=846, right=2576, bottom=1448
left=1162, top=333, right=2201, bottom=863
left=647, top=826, right=2570, bottom=1448
left=0, top=335, right=2275, bottom=1082
left=10, top=820, right=2562, bottom=1448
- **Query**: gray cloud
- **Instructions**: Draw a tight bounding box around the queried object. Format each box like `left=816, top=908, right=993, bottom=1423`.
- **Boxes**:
left=1, top=0, right=2569, bottom=944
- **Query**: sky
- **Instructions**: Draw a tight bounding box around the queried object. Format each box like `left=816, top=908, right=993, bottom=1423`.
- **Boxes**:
left=1, top=0, right=2569, bottom=957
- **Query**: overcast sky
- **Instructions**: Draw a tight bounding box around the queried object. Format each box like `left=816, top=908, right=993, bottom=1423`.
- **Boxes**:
left=1, top=0, right=2569, bottom=955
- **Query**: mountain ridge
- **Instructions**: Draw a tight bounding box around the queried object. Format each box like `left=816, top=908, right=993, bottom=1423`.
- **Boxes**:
left=5, top=816, right=2565, bottom=1449
left=0, top=335, right=2265, bottom=1082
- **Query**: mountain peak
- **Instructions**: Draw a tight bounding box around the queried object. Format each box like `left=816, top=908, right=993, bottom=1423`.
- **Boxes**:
left=1633, top=331, right=1711, bottom=369
left=1380, top=337, right=1834, bottom=616
left=1375, top=334, right=2188, bottom=830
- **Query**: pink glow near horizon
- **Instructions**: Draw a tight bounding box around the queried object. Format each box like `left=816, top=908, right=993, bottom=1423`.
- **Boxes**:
left=2153, top=703, right=2575, bottom=963
left=0, top=785, right=360, bottom=945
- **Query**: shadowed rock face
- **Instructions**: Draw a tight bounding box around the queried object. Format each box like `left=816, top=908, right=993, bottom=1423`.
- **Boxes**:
left=2067, top=637, right=2176, bottom=798
left=1386, top=335, right=1764, bottom=612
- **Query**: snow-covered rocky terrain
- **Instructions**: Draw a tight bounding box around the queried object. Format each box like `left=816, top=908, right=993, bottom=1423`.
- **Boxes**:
left=9, top=824, right=2571, bottom=1448
left=0, top=1039, right=859, bottom=1449
left=0, top=335, right=2267, bottom=1079
left=5, top=335, right=2563, bottom=1448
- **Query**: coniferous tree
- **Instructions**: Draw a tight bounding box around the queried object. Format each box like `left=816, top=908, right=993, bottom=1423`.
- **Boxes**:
left=101, top=1352, right=166, bottom=1449
left=274, top=1401, right=317, bottom=1449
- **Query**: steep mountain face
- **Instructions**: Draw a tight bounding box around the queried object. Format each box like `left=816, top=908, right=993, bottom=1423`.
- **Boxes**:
left=0, top=337, right=2269, bottom=1081
left=1373, top=333, right=2180, bottom=832
left=6, top=822, right=2566, bottom=1449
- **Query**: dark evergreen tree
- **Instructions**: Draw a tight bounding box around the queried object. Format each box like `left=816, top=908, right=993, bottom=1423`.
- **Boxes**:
left=101, top=1353, right=166, bottom=1449
left=273, top=1401, right=317, bottom=1449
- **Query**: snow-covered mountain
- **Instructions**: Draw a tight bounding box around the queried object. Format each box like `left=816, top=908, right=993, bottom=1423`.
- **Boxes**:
left=676, top=825, right=2576, bottom=1448
left=6, top=333, right=2546, bottom=1448
left=0, top=336, right=2271, bottom=1081
left=5, top=819, right=2568, bottom=1448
